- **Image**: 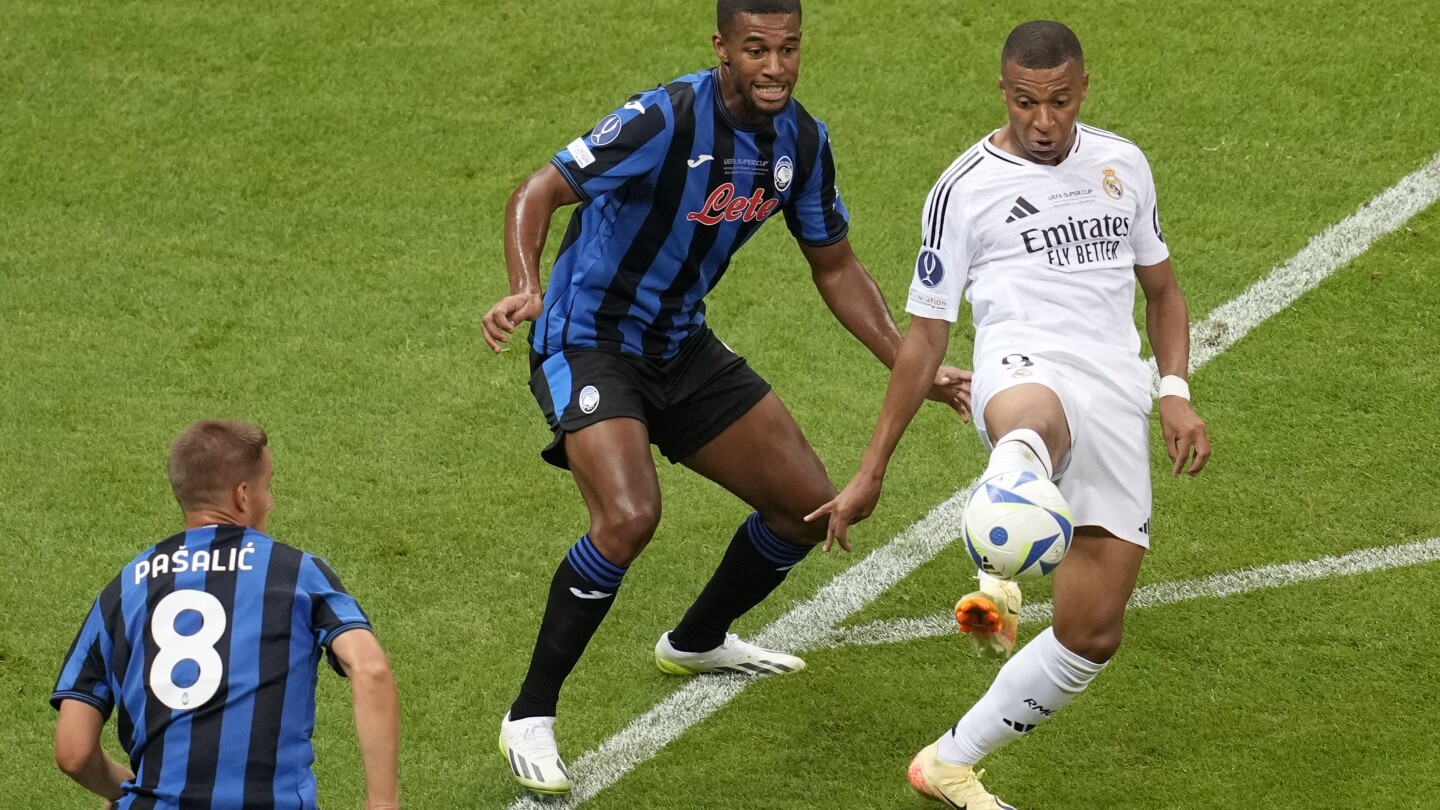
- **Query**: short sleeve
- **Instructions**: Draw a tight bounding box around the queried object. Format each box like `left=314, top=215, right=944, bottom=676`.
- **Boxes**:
left=1130, top=151, right=1169, bottom=267
left=783, top=121, right=850, bottom=246
left=905, top=170, right=975, bottom=323
left=51, top=598, right=114, bottom=717
left=300, top=556, right=371, bottom=676
left=551, top=91, right=672, bottom=201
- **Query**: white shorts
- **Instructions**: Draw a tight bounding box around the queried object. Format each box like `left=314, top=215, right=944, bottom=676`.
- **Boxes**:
left=971, top=350, right=1154, bottom=548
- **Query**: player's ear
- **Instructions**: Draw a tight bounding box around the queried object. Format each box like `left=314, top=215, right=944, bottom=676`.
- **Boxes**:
left=713, top=32, right=730, bottom=65
left=233, top=479, right=251, bottom=516
left=1080, top=71, right=1090, bottom=101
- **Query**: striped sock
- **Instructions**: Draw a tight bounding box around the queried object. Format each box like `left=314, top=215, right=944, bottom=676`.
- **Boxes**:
left=510, top=535, right=629, bottom=720
left=667, top=512, right=812, bottom=653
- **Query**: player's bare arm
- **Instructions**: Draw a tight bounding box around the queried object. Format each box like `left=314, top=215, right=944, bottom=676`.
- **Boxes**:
left=482, top=164, right=581, bottom=353
left=1137, top=258, right=1211, bottom=476
left=54, top=700, right=132, bottom=804
left=332, top=629, right=401, bottom=810
left=800, top=238, right=972, bottom=417
left=806, top=315, right=952, bottom=550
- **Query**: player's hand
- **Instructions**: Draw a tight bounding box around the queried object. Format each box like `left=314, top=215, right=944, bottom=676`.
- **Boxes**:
left=805, top=472, right=884, bottom=553
left=1159, top=396, right=1211, bottom=476
left=928, top=365, right=973, bottom=422
left=481, top=292, right=544, bottom=353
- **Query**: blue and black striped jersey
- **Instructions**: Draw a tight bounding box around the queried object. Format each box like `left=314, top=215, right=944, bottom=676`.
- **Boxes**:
left=52, top=524, right=370, bottom=809
left=536, top=68, right=850, bottom=360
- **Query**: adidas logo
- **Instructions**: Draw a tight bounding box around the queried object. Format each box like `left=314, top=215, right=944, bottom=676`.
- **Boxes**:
left=1002, top=718, right=1036, bottom=733
left=1004, top=196, right=1039, bottom=223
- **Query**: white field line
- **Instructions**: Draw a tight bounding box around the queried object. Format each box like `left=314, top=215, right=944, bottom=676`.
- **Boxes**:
left=816, top=536, right=1440, bottom=649
left=510, top=150, right=1440, bottom=810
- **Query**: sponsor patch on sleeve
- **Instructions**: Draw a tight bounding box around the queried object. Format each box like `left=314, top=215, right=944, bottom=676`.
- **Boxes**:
left=908, top=289, right=949, bottom=310
left=567, top=138, right=596, bottom=169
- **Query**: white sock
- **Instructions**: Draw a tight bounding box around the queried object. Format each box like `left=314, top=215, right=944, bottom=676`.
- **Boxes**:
left=936, top=626, right=1105, bottom=766
left=983, top=428, right=1053, bottom=481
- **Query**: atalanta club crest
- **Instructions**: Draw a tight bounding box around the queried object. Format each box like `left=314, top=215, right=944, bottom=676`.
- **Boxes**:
left=916, top=249, right=944, bottom=288
left=774, top=155, right=794, bottom=192
left=590, top=114, right=623, bottom=147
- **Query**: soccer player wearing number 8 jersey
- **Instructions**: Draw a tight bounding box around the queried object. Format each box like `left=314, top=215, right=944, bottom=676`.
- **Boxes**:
left=51, top=420, right=400, bottom=810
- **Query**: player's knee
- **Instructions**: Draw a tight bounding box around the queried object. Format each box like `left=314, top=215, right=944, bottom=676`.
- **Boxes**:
left=589, top=500, right=661, bottom=564
left=758, top=497, right=833, bottom=546
left=1055, top=623, right=1124, bottom=664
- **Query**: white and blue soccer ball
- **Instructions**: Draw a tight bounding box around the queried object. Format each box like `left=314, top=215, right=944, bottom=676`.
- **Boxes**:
left=962, top=471, right=1074, bottom=581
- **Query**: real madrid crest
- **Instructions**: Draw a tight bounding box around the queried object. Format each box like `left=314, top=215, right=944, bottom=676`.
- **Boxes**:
left=1102, top=167, right=1124, bottom=200
left=774, top=155, right=794, bottom=192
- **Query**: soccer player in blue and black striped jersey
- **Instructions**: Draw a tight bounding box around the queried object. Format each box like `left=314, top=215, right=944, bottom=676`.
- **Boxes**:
left=52, top=420, right=400, bottom=810
left=481, top=0, right=971, bottom=796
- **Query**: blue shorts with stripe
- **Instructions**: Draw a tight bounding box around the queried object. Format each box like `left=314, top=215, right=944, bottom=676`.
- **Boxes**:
left=527, top=326, right=771, bottom=469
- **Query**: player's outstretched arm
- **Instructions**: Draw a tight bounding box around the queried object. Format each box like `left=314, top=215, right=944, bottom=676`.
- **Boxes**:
left=331, top=629, right=400, bottom=810
left=801, top=238, right=972, bottom=417
left=54, top=700, right=132, bottom=804
left=1137, top=259, right=1211, bottom=476
left=806, top=316, right=953, bottom=550
left=481, top=164, right=581, bottom=353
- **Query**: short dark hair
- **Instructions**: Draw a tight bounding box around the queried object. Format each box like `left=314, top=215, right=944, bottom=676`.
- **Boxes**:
left=167, top=420, right=269, bottom=512
left=717, top=0, right=802, bottom=36
left=1001, top=20, right=1084, bottom=71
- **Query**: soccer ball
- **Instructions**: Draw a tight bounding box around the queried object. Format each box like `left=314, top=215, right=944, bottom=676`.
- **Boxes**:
left=962, top=471, right=1074, bottom=581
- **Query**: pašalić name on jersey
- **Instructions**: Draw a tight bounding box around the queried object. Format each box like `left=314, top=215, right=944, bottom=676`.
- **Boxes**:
left=1021, top=213, right=1131, bottom=268
left=134, top=542, right=257, bottom=584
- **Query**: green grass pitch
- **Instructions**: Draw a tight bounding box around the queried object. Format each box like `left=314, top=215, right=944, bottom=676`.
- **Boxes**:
left=3, top=0, right=1439, bottom=807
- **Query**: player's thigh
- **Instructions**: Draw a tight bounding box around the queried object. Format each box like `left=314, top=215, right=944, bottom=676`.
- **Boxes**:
left=971, top=352, right=1078, bottom=465
left=565, top=417, right=662, bottom=564
left=1055, top=372, right=1153, bottom=547
left=529, top=348, right=650, bottom=470
left=1050, top=528, right=1146, bottom=663
left=677, top=392, right=834, bottom=544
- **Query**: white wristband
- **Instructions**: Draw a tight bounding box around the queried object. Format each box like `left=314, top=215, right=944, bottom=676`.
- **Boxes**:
left=1158, top=375, right=1190, bottom=400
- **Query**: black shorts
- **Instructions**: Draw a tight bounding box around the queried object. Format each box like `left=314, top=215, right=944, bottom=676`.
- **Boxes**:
left=528, top=327, right=772, bottom=469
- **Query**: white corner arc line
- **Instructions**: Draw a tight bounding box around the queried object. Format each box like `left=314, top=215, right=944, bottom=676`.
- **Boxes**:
left=816, top=536, right=1440, bottom=649
left=509, top=150, right=1440, bottom=810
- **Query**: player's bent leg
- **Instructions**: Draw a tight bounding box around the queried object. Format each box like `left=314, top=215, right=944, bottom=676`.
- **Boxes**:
left=1050, top=527, right=1145, bottom=663
left=504, top=419, right=660, bottom=795
left=659, top=392, right=830, bottom=668
left=980, top=382, right=1072, bottom=473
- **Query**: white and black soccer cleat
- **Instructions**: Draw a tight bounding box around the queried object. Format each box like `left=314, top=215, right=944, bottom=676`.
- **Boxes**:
left=654, top=631, right=805, bottom=676
left=498, top=713, right=573, bottom=796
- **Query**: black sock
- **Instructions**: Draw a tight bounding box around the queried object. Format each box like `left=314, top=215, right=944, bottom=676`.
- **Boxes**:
left=668, top=513, right=812, bottom=653
left=510, top=535, right=628, bottom=720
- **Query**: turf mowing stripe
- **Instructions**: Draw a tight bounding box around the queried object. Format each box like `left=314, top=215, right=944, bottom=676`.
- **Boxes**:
left=816, top=536, right=1440, bottom=649
left=507, top=152, right=1440, bottom=810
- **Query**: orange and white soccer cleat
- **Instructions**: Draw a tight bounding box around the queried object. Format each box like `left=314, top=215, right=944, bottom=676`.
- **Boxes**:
left=908, top=743, right=1018, bottom=809
left=954, top=571, right=1021, bottom=659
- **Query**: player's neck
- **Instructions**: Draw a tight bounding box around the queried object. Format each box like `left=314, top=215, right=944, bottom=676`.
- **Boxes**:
left=184, top=509, right=250, bottom=531
left=715, top=66, right=771, bottom=130
left=991, top=127, right=1076, bottom=166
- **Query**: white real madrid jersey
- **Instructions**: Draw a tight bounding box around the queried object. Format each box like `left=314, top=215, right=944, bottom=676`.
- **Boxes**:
left=905, top=124, right=1169, bottom=369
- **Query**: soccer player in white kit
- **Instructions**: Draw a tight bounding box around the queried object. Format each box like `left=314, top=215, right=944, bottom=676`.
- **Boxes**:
left=808, top=20, right=1211, bottom=809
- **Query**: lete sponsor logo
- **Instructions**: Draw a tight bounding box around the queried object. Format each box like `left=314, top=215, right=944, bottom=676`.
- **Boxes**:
left=685, top=184, right=780, bottom=226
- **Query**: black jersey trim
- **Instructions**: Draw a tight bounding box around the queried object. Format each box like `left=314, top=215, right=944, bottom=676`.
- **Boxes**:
left=797, top=221, right=850, bottom=247
left=925, top=146, right=981, bottom=243
left=981, top=140, right=1025, bottom=165
left=1077, top=123, right=1135, bottom=146
left=925, top=153, right=983, bottom=248
left=710, top=68, right=774, bottom=133
left=51, top=690, right=111, bottom=714
left=550, top=157, right=590, bottom=201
